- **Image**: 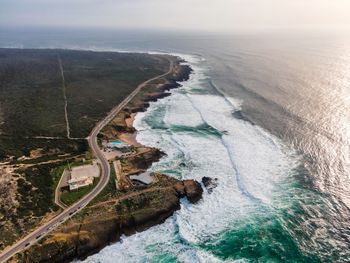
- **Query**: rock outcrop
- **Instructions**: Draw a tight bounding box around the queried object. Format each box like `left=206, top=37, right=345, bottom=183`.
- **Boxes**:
left=183, top=180, right=203, bottom=203
left=173, top=180, right=203, bottom=203
left=20, top=177, right=202, bottom=263
left=202, top=176, right=218, bottom=194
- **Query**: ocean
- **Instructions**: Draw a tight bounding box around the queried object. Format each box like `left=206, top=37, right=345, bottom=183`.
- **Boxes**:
left=2, top=29, right=350, bottom=262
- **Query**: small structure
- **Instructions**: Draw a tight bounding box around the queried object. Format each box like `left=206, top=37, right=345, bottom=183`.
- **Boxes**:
left=130, top=172, right=154, bottom=185
left=68, top=176, right=94, bottom=191
left=68, top=163, right=100, bottom=191
left=113, top=160, right=132, bottom=190
left=103, top=140, right=133, bottom=153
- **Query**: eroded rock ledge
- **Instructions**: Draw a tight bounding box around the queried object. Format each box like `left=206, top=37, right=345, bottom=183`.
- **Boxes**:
left=20, top=175, right=202, bottom=263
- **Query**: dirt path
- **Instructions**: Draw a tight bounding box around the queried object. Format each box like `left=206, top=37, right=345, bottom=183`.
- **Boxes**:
left=58, top=56, right=71, bottom=139
left=88, top=185, right=172, bottom=209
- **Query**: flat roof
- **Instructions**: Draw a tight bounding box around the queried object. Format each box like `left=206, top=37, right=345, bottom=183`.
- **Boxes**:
left=71, top=164, right=99, bottom=180
left=130, top=172, right=154, bottom=185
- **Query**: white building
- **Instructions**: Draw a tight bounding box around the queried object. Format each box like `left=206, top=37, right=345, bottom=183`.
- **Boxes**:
left=68, top=163, right=100, bottom=191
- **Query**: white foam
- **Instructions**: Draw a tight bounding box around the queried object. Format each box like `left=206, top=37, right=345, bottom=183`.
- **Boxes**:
left=163, top=93, right=203, bottom=127
left=78, top=214, right=247, bottom=263
left=81, top=53, right=297, bottom=262
left=186, top=92, right=293, bottom=205
left=77, top=218, right=236, bottom=263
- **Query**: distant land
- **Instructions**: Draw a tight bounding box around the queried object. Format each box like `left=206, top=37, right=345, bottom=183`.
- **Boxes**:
left=0, top=49, right=205, bottom=262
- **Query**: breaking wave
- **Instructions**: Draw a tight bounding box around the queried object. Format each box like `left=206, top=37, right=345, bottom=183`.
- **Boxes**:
left=79, top=54, right=311, bottom=263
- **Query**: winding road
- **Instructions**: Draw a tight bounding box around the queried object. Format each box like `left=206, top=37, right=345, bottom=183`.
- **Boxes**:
left=0, top=58, right=173, bottom=263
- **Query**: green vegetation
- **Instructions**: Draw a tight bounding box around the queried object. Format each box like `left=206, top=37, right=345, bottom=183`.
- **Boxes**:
left=52, top=158, right=95, bottom=200
left=0, top=159, right=79, bottom=249
left=116, top=189, right=167, bottom=214
left=0, top=136, right=87, bottom=160
left=51, top=163, right=68, bottom=191
left=0, top=48, right=169, bottom=153
left=10, top=153, right=77, bottom=165
left=16, top=162, right=63, bottom=218
left=0, top=48, right=171, bottom=250
left=60, top=178, right=99, bottom=206
left=91, top=162, right=117, bottom=204
left=62, top=51, right=168, bottom=138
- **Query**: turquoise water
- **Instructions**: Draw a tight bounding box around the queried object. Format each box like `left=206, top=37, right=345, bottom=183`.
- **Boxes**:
left=79, top=55, right=330, bottom=263
left=110, top=141, right=123, bottom=145
left=7, top=29, right=350, bottom=262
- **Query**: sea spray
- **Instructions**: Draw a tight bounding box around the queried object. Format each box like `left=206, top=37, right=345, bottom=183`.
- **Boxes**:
left=81, top=54, right=312, bottom=263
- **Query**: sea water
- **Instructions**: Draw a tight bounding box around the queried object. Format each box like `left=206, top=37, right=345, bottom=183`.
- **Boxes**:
left=79, top=55, right=322, bottom=262
left=3, top=29, right=350, bottom=262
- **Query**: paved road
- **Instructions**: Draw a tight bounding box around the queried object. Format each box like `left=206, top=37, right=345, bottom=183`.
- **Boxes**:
left=0, top=58, right=173, bottom=263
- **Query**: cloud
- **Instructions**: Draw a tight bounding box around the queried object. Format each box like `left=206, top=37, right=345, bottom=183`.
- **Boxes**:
left=1, top=0, right=350, bottom=31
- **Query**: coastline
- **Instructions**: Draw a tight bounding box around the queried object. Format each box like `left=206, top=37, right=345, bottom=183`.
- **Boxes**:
left=16, top=55, right=206, bottom=263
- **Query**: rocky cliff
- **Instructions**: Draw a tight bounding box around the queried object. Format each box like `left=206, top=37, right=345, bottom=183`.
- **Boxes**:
left=19, top=175, right=202, bottom=263
left=14, top=56, right=195, bottom=263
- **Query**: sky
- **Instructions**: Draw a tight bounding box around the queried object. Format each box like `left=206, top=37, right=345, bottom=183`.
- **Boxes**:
left=1, top=0, right=350, bottom=32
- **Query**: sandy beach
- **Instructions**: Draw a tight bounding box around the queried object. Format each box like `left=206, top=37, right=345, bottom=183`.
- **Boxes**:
left=118, top=113, right=143, bottom=146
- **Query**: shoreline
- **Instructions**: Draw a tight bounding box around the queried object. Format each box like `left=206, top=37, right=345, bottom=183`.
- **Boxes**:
left=117, top=113, right=141, bottom=146
left=101, top=56, right=195, bottom=190
left=17, top=55, right=207, bottom=263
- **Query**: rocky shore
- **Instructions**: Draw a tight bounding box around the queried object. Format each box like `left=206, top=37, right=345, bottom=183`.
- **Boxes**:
left=19, top=175, right=202, bottom=263
left=15, top=56, right=203, bottom=263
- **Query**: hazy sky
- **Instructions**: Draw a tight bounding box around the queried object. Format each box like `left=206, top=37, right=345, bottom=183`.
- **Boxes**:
left=1, top=0, right=350, bottom=32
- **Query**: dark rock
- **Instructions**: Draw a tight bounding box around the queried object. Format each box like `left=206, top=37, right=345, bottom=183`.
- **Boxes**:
left=183, top=180, right=203, bottom=203
left=159, top=81, right=180, bottom=91
left=173, top=182, right=185, bottom=197
left=21, top=179, right=203, bottom=263
left=168, top=65, right=192, bottom=82
left=202, top=177, right=218, bottom=194
left=125, top=148, right=164, bottom=170
left=145, top=92, right=171, bottom=102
